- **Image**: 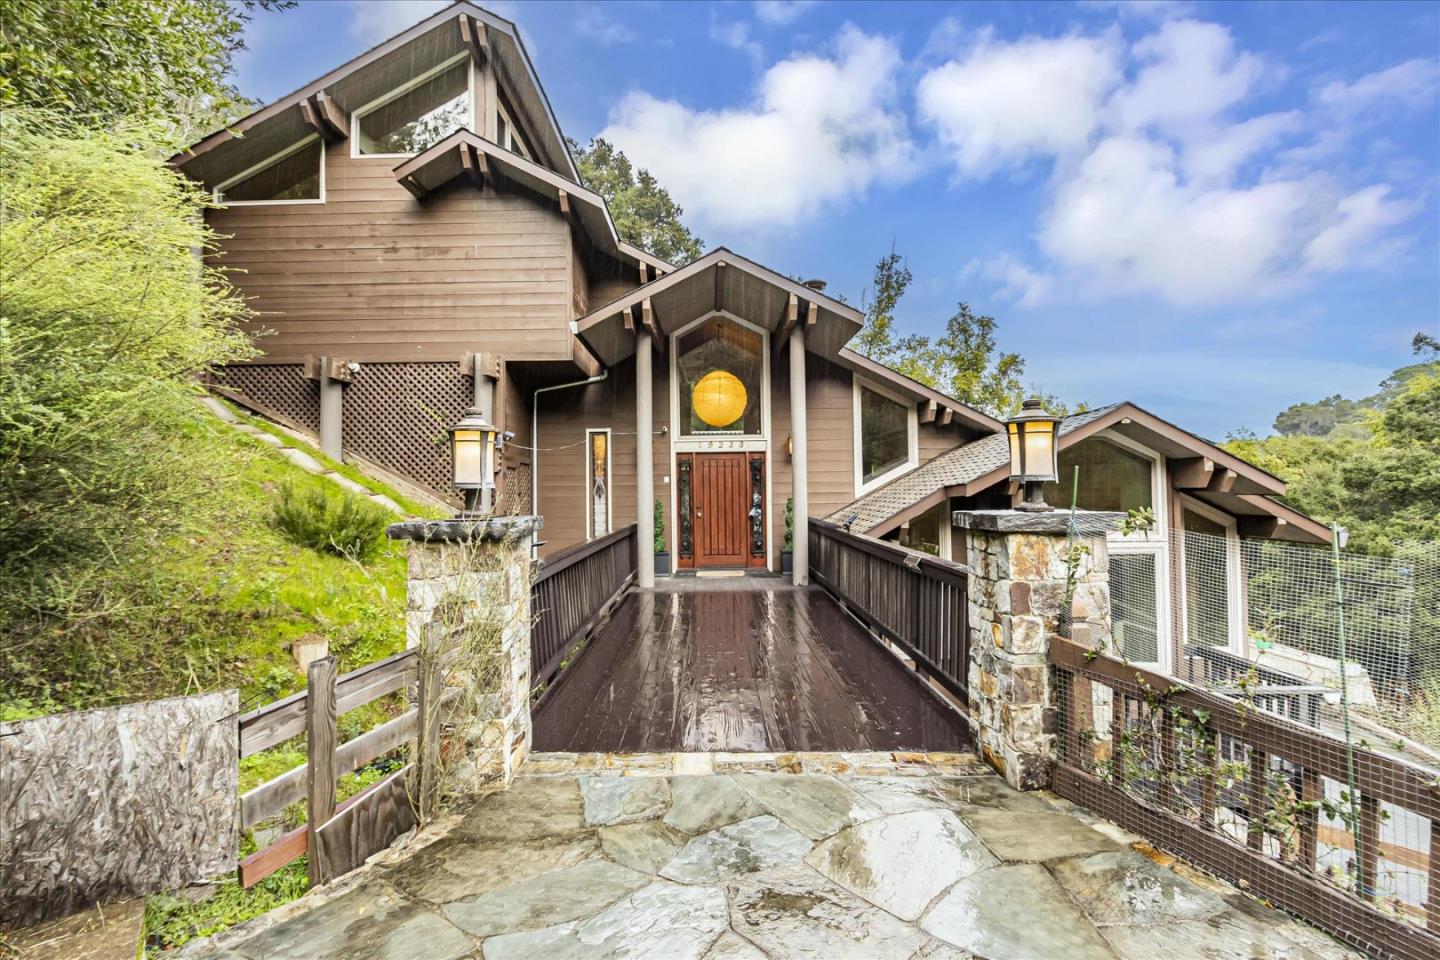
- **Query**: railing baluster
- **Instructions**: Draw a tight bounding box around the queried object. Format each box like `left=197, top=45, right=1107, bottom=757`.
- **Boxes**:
left=305, top=656, right=337, bottom=886
left=1247, top=747, right=1268, bottom=852
left=1358, top=793, right=1380, bottom=902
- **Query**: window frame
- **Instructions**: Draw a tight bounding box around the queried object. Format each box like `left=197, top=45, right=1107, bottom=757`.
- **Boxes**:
left=213, top=134, right=325, bottom=206
left=669, top=310, right=771, bottom=445
left=584, top=428, right=613, bottom=542
left=497, top=100, right=531, bottom=160
left=852, top=376, right=919, bottom=495
left=1177, top=494, right=1247, bottom=657
left=350, top=52, right=474, bottom=160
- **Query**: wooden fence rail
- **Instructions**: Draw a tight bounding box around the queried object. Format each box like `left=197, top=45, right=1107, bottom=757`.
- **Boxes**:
left=530, top=524, right=637, bottom=701
left=809, top=519, right=971, bottom=701
left=235, top=626, right=458, bottom=888
left=1050, top=635, right=1440, bottom=960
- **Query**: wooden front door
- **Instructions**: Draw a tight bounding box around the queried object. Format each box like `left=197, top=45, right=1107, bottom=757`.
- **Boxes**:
left=693, top=453, right=749, bottom=567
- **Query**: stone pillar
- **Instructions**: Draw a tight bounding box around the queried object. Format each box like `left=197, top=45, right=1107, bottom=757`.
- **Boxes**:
left=387, top=515, right=541, bottom=789
left=636, top=329, right=655, bottom=588
left=788, top=326, right=808, bottom=586
left=953, top=509, right=1120, bottom=790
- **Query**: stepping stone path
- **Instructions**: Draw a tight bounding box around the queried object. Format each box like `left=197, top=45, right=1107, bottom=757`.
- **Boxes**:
left=183, top=756, right=1366, bottom=960
left=201, top=395, right=407, bottom=515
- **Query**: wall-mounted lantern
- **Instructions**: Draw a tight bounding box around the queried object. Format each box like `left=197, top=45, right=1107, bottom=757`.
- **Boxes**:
left=1007, top=397, right=1060, bottom=512
left=450, top=407, right=497, bottom=515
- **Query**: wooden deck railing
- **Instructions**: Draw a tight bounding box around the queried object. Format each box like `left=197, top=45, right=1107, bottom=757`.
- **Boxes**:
left=235, top=626, right=457, bottom=888
left=1051, top=635, right=1440, bottom=960
left=1180, top=642, right=1328, bottom=728
left=809, top=518, right=971, bottom=701
left=530, top=524, right=637, bottom=701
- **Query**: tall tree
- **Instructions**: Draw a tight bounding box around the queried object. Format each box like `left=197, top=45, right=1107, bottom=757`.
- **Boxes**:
left=0, top=0, right=292, bottom=135
left=569, top=137, right=704, bottom=264
left=853, top=247, right=1031, bottom=417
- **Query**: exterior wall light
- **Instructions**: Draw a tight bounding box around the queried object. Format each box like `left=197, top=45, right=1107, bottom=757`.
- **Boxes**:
left=450, top=407, right=497, bottom=515
left=1007, top=397, right=1061, bottom=512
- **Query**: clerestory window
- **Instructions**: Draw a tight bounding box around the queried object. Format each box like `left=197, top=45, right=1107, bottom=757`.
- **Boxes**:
left=354, top=57, right=471, bottom=157
left=855, top=380, right=917, bottom=492
left=215, top=137, right=322, bottom=204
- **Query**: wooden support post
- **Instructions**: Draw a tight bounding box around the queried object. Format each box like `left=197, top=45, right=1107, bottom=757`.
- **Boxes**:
left=1299, top=766, right=1320, bottom=871
left=305, top=657, right=337, bottom=886
left=414, top=625, right=444, bottom=825
left=1358, top=792, right=1380, bottom=901
left=319, top=357, right=343, bottom=460
left=636, top=328, right=655, bottom=589
left=789, top=323, right=808, bottom=585
left=1247, top=747, right=1267, bottom=852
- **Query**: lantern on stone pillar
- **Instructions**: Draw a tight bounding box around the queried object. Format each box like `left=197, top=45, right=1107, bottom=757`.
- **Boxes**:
left=1006, top=397, right=1060, bottom=512
left=450, top=407, right=497, bottom=515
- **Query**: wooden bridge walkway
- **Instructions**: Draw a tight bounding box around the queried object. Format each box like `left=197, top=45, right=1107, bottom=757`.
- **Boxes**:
left=532, top=578, right=970, bottom=754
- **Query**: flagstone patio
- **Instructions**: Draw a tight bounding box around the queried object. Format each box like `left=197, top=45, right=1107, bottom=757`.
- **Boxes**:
left=183, top=753, right=1364, bottom=960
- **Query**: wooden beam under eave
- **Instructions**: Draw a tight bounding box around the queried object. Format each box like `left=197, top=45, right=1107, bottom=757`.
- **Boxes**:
left=938, top=407, right=954, bottom=427
left=314, top=92, right=347, bottom=139
left=557, top=189, right=571, bottom=217
left=920, top=400, right=938, bottom=424
left=639, top=262, right=650, bottom=285
left=459, top=14, right=489, bottom=67
left=399, top=175, right=427, bottom=202
left=1239, top=516, right=1285, bottom=539
left=641, top=298, right=663, bottom=353
left=622, top=308, right=635, bottom=333
left=714, top=261, right=726, bottom=312
left=1170, top=457, right=1215, bottom=489
left=1206, top=467, right=1238, bottom=494
left=774, top=292, right=800, bottom=358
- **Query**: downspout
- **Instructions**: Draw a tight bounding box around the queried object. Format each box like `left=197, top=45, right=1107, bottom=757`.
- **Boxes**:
left=531, top=370, right=609, bottom=521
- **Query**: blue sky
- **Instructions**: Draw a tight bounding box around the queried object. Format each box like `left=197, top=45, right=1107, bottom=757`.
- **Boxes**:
left=232, top=0, right=1440, bottom=437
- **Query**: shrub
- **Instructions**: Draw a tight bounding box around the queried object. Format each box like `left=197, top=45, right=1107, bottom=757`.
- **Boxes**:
left=272, top=483, right=390, bottom=559
left=654, top=499, right=667, bottom=553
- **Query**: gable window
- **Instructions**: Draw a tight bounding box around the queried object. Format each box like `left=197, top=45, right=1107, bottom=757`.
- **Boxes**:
left=1042, top=436, right=1153, bottom=513
left=215, top=136, right=322, bottom=204
left=354, top=55, right=471, bottom=157
left=586, top=429, right=611, bottom=540
left=676, top=315, right=765, bottom=437
left=497, top=102, right=531, bottom=159
left=1180, top=501, right=1244, bottom=654
left=854, top=380, right=918, bottom=492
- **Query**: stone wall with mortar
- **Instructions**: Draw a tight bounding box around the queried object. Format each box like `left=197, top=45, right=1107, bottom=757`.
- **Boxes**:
left=955, top=510, right=1118, bottom=791
left=388, top=517, right=540, bottom=791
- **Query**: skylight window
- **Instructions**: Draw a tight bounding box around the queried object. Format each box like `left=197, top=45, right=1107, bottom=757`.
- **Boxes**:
left=215, top=137, right=322, bottom=205
left=354, top=57, right=471, bottom=156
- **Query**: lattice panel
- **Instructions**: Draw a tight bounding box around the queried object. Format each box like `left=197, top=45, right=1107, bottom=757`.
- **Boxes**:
left=499, top=462, right=532, bottom=515
left=342, top=362, right=470, bottom=497
left=214, top=364, right=319, bottom=432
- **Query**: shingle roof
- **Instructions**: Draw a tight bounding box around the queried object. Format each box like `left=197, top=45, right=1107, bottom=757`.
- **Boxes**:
left=826, top=404, right=1123, bottom=533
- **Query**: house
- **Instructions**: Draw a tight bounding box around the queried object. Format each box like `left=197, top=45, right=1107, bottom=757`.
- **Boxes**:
left=174, top=1, right=1327, bottom=675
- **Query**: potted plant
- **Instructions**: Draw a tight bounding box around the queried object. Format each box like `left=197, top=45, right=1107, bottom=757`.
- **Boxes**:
left=654, top=499, right=671, bottom=576
left=781, top=497, right=794, bottom=574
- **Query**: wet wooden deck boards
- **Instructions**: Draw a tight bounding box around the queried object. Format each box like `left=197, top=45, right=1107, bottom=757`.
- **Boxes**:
left=532, top=581, right=970, bottom=753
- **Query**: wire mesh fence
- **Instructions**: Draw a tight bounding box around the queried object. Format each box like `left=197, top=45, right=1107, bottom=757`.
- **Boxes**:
left=1054, top=523, right=1440, bottom=958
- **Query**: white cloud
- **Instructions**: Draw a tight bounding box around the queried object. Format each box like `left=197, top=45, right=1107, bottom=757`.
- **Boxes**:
left=710, top=16, right=763, bottom=66
left=754, top=1, right=820, bottom=26
left=917, top=32, right=1122, bottom=176
left=345, top=1, right=449, bottom=44
left=1317, top=58, right=1440, bottom=115
left=1110, top=19, right=1264, bottom=135
left=1076, top=0, right=1196, bottom=20
left=921, top=18, right=1423, bottom=307
left=1302, top=185, right=1418, bottom=272
left=600, top=26, right=913, bottom=231
left=576, top=5, right=636, bottom=45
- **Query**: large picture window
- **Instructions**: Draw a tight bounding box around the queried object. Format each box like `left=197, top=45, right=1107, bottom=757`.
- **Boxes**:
left=855, top=381, right=916, bottom=491
left=1042, top=437, right=1153, bottom=513
left=355, top=57, right=470, bottom=156
left=215, top=137, right=322, bottom=204
left=676, top=316, right=764, bottom=437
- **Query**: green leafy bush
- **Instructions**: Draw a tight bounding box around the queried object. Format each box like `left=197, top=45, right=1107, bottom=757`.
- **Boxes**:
left=272, top=483, right=391, bottom=559
left=654, top=499, right=667, bottom=553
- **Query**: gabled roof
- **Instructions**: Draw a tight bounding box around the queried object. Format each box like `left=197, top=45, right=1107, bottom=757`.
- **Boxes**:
left=391, top=129, right=671, bottom=275
left=835, top=348, right=1003, bottom=435
left=173, top=3, right=576, bottom=185
left=573, top=248, right=864, bottom=366
left=826, top=402, right=1326, bottom=543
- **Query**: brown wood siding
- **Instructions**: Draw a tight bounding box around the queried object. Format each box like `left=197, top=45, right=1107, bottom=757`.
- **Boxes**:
left=533, top=356, right=670, bottom=556
left=770, top=352, right=858, bottom=552
left=208, top=145, right=575, bottom=364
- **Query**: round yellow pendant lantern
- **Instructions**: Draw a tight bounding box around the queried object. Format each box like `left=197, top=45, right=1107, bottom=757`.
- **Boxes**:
left=692, top=370, right=748, bottom=428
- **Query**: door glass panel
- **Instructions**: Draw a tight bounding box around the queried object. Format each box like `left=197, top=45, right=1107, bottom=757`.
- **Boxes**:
left=860, top=386, right=910, bottom=484
left=1110, top=552, right=1160, bottom=664
left=588, top=432, right=609, bottom=539
left=749, top=457, right=765, bottom=558
left=357, top=61, right=469, bottom=155
left=1183, top=511, right=1232, bottom=648
left=677, top=457, right=693, bottom=560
